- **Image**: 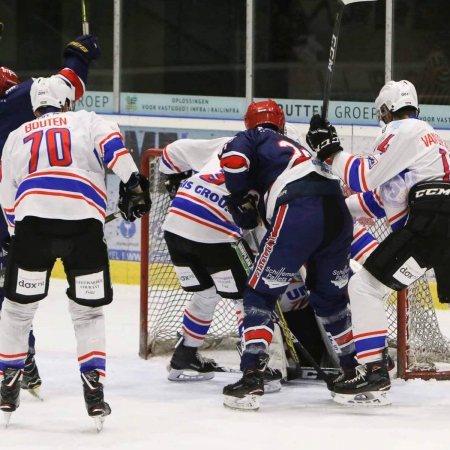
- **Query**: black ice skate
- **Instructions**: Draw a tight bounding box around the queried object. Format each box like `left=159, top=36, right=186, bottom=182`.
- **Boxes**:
left=333, top=348, right=391, bottom=406
left=263, top=366, right=283, bottom=394
left=81, top=370, right=111, bottom=432
left=326, top=367, right=357, bottom=397
left=0, top=367, right=22, bottom=427
left=236, top=340, right=282, bottom=394
left=167, top=338, right=221, bottom=381
left=223, top=355, right=268, bottom=411
left=22, top=353, right=43, bottom=400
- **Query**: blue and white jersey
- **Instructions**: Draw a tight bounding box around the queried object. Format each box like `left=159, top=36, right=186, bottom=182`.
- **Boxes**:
left=0, top=110, right=138, bottom=233
left=333, top=118, right=450, bottom=230
left=163, top=157, right=242, bottom=243
left=218, top=127, right=318, bottom=222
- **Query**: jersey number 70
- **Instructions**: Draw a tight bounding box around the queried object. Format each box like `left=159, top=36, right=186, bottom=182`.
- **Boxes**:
left=24, top=128, right=72, bottom=174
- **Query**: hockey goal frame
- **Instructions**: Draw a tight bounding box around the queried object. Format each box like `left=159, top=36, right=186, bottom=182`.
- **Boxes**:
left=139, top=148, right=450, bottom=380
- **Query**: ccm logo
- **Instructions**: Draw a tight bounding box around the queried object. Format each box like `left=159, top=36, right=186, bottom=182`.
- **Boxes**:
left=400, top=267, right=416, bottom=279
left=415, top=188, right=450, bottom=197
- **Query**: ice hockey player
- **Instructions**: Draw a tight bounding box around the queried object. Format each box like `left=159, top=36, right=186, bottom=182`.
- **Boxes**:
left=0, top=34, right=101, bottom=399
left=0, top=75, right=151, bottom=429
left=307, top=79, right=450, bottom=406
left=219, top=99, right=354, bottom=411
left=160, top=135, right=297, bottom=391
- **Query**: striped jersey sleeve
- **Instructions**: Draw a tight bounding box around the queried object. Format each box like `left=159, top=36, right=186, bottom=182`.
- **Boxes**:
left=346, top=190, right=385, bottom=220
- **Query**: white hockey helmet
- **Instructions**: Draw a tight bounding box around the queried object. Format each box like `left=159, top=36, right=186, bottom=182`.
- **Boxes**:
left=375, top=80, right=419, bottom=126
left=30, top=75, right=75, bottom=113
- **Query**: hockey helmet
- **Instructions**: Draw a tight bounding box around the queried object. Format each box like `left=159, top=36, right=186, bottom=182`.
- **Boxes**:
left=0, top=66, right=19, bottom=96
left=375, top=80, right=419, bottom=126
left=244, top=99, right=286, bottom=132
left=30, top=76, right=75, bottom=112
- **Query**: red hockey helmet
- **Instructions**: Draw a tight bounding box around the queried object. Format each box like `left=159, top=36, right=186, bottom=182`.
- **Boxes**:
left=244, top=99, right=285, bottom=132
left=0, top=67, right=19, bottom=96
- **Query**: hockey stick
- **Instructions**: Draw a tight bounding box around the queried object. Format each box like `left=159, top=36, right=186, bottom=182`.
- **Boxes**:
left=231, top=237, right=302, bottom=377
left=105, top=210, right=122, bottom=224
left=81, top=0, right=89, bottom=34
left=322, top=0, right=377, bottom=120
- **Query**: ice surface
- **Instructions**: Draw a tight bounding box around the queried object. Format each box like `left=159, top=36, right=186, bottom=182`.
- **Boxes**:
left=3, top=278, right=450, bottom=449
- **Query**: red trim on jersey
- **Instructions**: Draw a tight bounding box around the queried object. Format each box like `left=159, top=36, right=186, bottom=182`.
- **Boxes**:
left=169, top=209, right=241, bottom=239
left=163, top=146, right=181, bottom=173
left=353, top=330, right=388, bottom=340
left=177, top=191, right=230, bottom=222
left=15, top=191, right=106, bottom=218
left=357, top=193, right=374, bottom=218
left=24, top=170, right=107, bottom=200
left=108, top=149, right=129, bottom=169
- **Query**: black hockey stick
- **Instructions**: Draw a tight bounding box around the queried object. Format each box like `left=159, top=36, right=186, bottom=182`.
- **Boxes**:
left=231, top=237, right=303, bottom=377
left=322, top=0, right=377, bottom=120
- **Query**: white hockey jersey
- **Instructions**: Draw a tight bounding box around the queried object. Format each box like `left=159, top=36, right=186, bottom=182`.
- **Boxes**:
left=162, top=156, right=242, bottom=243
left=332, top=118, right=450, bottom=226
left=0, top=110, right=139, bottom=233
left=159, top=137, right=233, bottom=175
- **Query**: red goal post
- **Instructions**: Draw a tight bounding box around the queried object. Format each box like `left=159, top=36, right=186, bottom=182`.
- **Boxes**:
left=140, top=148, right=450, bottom=380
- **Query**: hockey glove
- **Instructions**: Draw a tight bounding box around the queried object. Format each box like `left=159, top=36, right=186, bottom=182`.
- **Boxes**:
left=63, top=35, right=101, bottom=64
left=306, top=114, right=343, bottom=162
left=164, top=170, right=193, bottom=200
left=118, top=173, right=152, bottom=222
left=223, top=193, right=259, bottom=230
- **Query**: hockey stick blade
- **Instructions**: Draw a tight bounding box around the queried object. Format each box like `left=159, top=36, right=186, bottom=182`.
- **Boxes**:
left=214, top=366, right=241, bottom=374
left=105, top=210, right=122, bottom=224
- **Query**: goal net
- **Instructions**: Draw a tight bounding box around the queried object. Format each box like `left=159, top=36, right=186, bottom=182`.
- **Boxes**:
left=140, top=149, right=450, bottom=379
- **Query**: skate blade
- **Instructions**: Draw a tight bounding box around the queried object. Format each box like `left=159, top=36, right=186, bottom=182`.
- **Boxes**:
left=26, top=386, right=43, bottom=401
left=223, top=395, right=260, bottom=411
left=93, top=415, right=106, bottom=432
left=3, top=412, right=12, bottom=428
left=333, top=390, right=392, bottom=407
left=167, top=367, right=215, bottom=382
left=264, top=380, right=282, bottom=394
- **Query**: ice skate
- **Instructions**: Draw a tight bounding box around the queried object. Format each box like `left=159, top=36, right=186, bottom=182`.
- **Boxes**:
left=326, top=367, right=356, bottom=398
left=0, top=367, right=22, bottom=427
left=22, top=353, right=43, bottom=400
left=263, top=366, right=282, bottom=394
left=236, top=340, right=281, bottom=393
left=167, top=338, right=221, bottom=381
left=223, top=355, right=267, bottom=411
left=333, top=348, right=392, bottom=406
left=81, top=370, right=111, bottom=432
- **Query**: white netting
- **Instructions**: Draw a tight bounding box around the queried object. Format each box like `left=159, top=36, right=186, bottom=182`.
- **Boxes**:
left=142, top=151, right=450, bottom=374
left=144, top=153, right=238, bottom=355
